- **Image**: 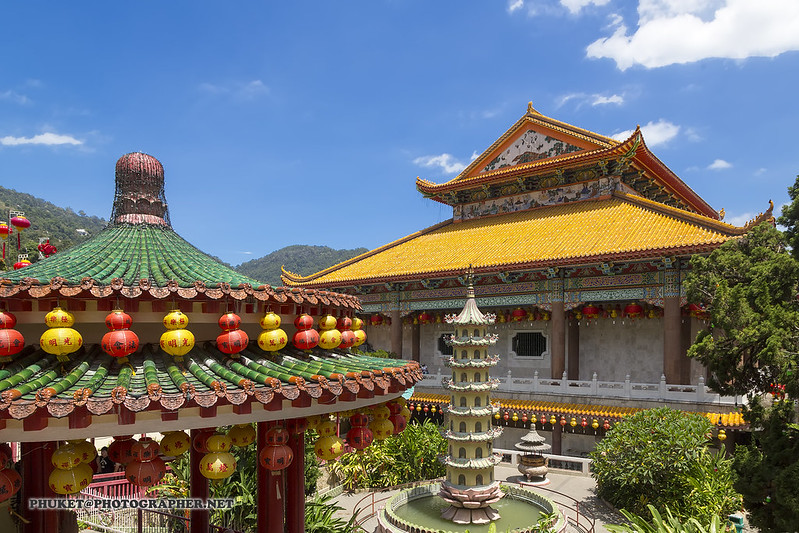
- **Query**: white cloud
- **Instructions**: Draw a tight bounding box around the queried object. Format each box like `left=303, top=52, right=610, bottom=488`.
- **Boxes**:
left=561, top=0, right=610, bottom=15
left=557, top=92, right=625, bottom=108
left=726, top=212, right=753, bottom=226
left=413, top=153, right=468, bottom=174
left=0, top=90, right=30, bottom=105
left=587, top=0, right=799, bottom=70
left=199, top=80, right=269, bottom=100
left=611, top=119, right=680, bottom=147
left=755, top=167, right=767, bottom=176
left=0, top=132, right=83, bottom=146
left=708, top=158, right=732, bottom=170
left=507, top=0, right=524, bottom=13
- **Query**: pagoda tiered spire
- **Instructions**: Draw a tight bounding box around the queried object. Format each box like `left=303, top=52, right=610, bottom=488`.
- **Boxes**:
left=438, top=275, right=504, bottom=525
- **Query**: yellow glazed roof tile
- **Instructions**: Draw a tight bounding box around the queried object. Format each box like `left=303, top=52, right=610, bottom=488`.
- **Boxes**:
left=284, top=194, right=744, bottom=286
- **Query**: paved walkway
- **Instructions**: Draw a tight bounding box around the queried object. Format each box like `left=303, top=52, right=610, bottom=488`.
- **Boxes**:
left=332, top=463, right=625, bottom=532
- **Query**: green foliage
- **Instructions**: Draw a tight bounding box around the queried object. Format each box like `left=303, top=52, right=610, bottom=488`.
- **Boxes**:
left=304, top=493, right=362, bottom=533
left=606, top=505, right=729, bottom=533
left=778, top=174, right=799, bottom=260
left=327, top=419, right=447, bottom=490
left=305, top=429, right=322, bottom=495
left=353, top=348, right=398, bottom=359
left=684, top=221, right=799, bottom=398
left=590, top=407, right=740, bottom=521
left=733, top=399, right=799, bottom=531
left=0, top=185, right=106, bottom=267
left=235, top=244, right=368, bottom=286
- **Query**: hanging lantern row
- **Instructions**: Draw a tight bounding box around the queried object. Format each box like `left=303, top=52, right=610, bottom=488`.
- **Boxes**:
left=685, top=304, right=709, bottom=320
left=0, top=444, right=21, bottom=503
left=570, top=302, right=652, bottom=322
left=0, top=310, right=24, bottom=363
left=705, top=411, right=745, bottom=427
left=369, top=314, right=392, bottom=326
left=492, top=409, right=615, bottom=432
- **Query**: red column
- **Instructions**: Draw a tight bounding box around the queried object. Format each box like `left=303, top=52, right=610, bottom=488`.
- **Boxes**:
left=390, top=309, right=402, bottom=357
left=550, top=301, right=565, bottom=379
left=190, top=430, right=209, bottom=533
left=567, top=316, right=579, bottom=380
left=663, top=295, right=682, bottom=384
left=21, top=441, right=58, bottom=533
left=257, top=422, right=284, bottom=533
left=286, top=431, right=305, bottom=533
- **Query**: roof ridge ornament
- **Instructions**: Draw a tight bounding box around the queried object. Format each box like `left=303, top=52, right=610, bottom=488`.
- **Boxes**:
left=527, top=101, right=538, bottom=115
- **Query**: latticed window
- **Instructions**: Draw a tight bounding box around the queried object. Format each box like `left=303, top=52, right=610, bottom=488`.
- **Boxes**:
left=512, top=332, right=547, bottom=357
left=438, top=334, right=454, bottom=355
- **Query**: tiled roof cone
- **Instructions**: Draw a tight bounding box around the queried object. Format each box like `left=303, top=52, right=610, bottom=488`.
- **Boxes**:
left=439, top=270, right=504, bottom=525
left=111, top=152, right=171, bottom=226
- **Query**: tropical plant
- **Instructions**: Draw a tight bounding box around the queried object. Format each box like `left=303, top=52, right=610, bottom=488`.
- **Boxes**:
left=352, top=348, right=398, bottom=359
left=327, top=419, right=446, bottom=490
left=305, top=429, right=322, bottom=496
left=590, top=407, right=740, bottom=521
left=304, top=493, right=362, bottom=533
left=606, top=505, right=730, bottom=533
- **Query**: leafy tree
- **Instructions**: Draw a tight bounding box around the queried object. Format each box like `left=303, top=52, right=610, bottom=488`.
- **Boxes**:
left=779, top=174, right=799, bottom=260
left=684, top=213, right=799, bottom=529
left=589, top=407, right=741, bottom=522
left=235, top=244, right=368, bottom=286
left=327, top=419, right=446, bottom=490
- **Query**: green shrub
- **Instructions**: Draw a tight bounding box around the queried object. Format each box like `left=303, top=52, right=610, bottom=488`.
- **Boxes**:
left=590, top=407, right=741, bottom=522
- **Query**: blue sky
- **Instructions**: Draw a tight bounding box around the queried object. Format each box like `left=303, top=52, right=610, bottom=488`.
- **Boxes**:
left=2, top=1, right=798, bottom=266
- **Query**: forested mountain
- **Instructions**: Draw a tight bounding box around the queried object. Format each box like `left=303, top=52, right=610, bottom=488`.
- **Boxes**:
left=0, top=186, right=107, bottom=268
left=235, top=245, right=368, bottom=287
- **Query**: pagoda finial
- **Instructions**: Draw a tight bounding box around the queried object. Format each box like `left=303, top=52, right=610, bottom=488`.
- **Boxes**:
left=465, top=265, right=475, bottom=299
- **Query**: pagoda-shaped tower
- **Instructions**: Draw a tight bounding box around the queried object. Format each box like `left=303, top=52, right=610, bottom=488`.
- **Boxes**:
left=439, top=275, right=503, bottom=525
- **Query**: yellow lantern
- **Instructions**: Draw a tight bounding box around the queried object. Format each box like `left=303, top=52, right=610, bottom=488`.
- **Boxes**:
left=718, top=429, right=727, bottom=442
left=163, top=310, right=189, bottom=330
left=352, top=317, right=364, bottom=330
left=200, top=434, right=236, bottom=480
left=314, top=435, right=344, bottom=461
left=400, top=406, right=412, bottom=420
left=318, top=329, right=342, bottom=350
left=372, top=405, right=391, bottom=420
left=160, top=431, right=191, bottom=457
left=512, top=412, right=519, bottom=422
left=206, top=434, right=232, bottom=452
left=369, top=418, right=395, bottom=441
left=40, top=307, right=83, bottom=360
left=49, top=463, right=92, bottom=495
left=160, top=328, right=195, bottom=357
left=318, top=315, right=338, bottom=331
left=549, top=415, right=557, bottom=425
left=591, top=419, right=599, bottom=430
left=68, top=440, right=97, bottom=464
left=45, top=307, right=75, bottom=328
left=52, top=445, right=82, bottom=470
left=227, top=424, right=256, bottom=447
left=570, top=417, right=577, bottom=427
left=257, top=328, right=288, bottom=352
left=494, top=412, right=500, bottom=420
left=317, top=420, right=337, bottom=438
left=352, top=329, right=367, bottom=347
left=260, top=312, right=281, bottom=329
left=306, top=415, right=322, bottom=431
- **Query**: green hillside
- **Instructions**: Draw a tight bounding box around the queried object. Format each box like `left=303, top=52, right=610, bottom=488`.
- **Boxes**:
left=235, top=245, right=368, bottom=287
left=0, top=186, right=107, bottom=269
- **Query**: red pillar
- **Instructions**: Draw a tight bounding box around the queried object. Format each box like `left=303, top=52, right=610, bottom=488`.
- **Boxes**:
left=190, top=430, right=209, bottom=533
left=286, top=430, right=305, bottom=533
left=550, top=301, right=565, bottom=379
left=663, top=296, right=682, bottom=384
left=390, top=309, right=402, bottom=357
left=567, top=316, right=579, bottom=380
left=21, top=441, right=58, bottom=533
left=257, top=422, right=284, bottom=533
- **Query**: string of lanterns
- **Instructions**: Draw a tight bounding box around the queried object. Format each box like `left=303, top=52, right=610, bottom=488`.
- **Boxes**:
left=40, top=307, right=83, bottom=362
left=217, top=312, right=249, bottom=357
left=160, top=310, right=195, bottom=361
left=0, top=310, right=24, bottom=363
left=258, top=311, right=288, bottom=352
left=101, top=310, right=139, bottom=362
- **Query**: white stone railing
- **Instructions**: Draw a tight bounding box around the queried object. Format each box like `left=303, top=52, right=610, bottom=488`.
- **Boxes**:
left=418, top=369, right=742, bottom=405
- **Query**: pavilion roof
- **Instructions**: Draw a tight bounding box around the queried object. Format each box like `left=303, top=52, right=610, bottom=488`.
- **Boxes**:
left=0, top=343, right=420, bottom=441
left=282, top=192, right=772, bottom=288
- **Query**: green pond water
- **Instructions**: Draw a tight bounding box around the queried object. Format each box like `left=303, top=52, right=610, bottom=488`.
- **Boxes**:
left=392, top=495, right=543, bottom=533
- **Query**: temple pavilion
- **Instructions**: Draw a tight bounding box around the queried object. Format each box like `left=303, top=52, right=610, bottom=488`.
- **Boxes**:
left=283, top=103, right=767, bottom=452
left=0, top=152, right=421, bottom=533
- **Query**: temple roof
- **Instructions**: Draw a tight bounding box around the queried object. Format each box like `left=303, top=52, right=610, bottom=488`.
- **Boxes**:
left=282, top=192, right=771, bottom=288
left=415, top=104, right=717, bottom=219
left=0, top=343, right=421, bottom=441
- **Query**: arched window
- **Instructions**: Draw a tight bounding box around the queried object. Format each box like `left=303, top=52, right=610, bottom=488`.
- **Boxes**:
left=460, top=373, right=467, bottom=382
left=460, top=397, right=467, bottom=407
left=475, top=447, right=483, bottom=458
left=458, top=474, right=466, bottom=485
left=458, top=447, right=466, bottom=458
left=475, top=421, right=482, bottom=432
left=463, top=329, right=469, bottom=337
left=459, top=422, right=466, bottom=433
left=474, top=349, right=480, bottom=358
left=473, top=329, right=479, bottom=338
left=461, top=350, right=467, bottom=359
left=476, top=474, right=483, bottom=485
left=474, top=372, right=481, bottom=382
left=475, top=396, right=481, bottom=407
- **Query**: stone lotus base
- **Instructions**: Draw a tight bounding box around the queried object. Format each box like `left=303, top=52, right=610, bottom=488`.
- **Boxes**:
left=438, top=481, right=504, bottom=524
left=518, top=454, right=549, bottom=483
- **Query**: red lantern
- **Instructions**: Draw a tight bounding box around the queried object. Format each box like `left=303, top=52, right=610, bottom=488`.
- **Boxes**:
left=582, top=304, right=600, bottom=319
left=0, top=467, right=22, bottom=502
left=193, top=430, right=215, bottom=453
left=101, top=329, right=140, bottom=359
left=108, top=436, right=135, bottom=465
left=338, top=330, right=356, bottom=349
left=105, top=310, right=133, bottom=330
left=293, top=329, right=319, bottom=350
left=126, top=456, right=166, bottom=487
left=370, top=314, right=383, bottom=326
left=0, top=224, right=7, bottom=261
left=350, top=412, right=370, bottom=427
left=503, top=412, right=509, bottom=421
left=540, top=415, right=547, bottom=425
left=10, top=216, right=30, bottom=249
left=217, top=329, right=249, bottom=355
left=346, top=425, right=374, bottom=450
left=581, top=417, right=588, bottom=428
left=336, top=317, right=352, bottom=331
left=0, top=311, right=17, bottom=329
left=13, top=260, right=30, bottom=270
left=522, top=413, right=528, bottom=423
left=218, top=312, right=241, bottom=331
left=388, top=413, right=407, bottom=434
left=603, top=419, right=611, bottom=430
left=417, top=311, right=431, bottom=324
left=511, top=308, right=526, bottom=321
left=294, top=314, right=314, bottom=330
left=266, top=427, right=290, bottom=446
left=624, top=303, right=643, bottom=319
left=560, top=416, right=567, bottom=426
left=131, top=437, right=160, bottom=462
left=0, top=328, right=24, bottom=359
left=259, top=444, right=293, bottom=471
